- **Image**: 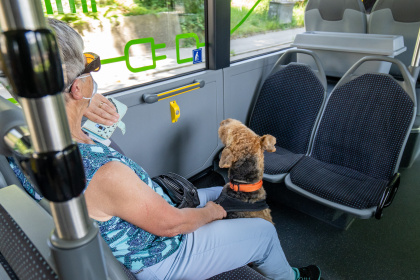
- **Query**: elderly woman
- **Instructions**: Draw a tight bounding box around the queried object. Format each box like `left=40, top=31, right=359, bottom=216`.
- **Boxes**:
left=10, top=18, right=321, bottom=280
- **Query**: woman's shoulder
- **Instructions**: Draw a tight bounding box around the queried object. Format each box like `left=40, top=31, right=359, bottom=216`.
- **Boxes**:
left=78, top=141, right=115, bottom=156
left=78, top=141, right=124, bottom=164
left=78, top=141, right=151, bottom=185
left=77, top=142, right=126, bottom=179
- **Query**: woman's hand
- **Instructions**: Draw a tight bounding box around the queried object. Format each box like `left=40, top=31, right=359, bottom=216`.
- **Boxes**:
left=204, top=201, right=227, bottom=221
left=84, top=94, right=120, bottom=126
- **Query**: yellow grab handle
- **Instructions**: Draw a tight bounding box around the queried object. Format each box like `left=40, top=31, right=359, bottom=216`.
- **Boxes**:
left=170, top=101, right=180, bottom=123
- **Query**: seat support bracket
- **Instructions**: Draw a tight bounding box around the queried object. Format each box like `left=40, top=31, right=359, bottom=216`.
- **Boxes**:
left=375, top=173, right=400, bottom=219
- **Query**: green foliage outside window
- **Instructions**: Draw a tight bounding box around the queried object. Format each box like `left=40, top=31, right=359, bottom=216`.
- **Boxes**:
left=45, top=0, right=307, bottom=42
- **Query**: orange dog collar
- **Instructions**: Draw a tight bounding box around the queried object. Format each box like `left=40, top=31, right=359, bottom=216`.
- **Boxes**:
left=229, top=180, right=263, bottom=192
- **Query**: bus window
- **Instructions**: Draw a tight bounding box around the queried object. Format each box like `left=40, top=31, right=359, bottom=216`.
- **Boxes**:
left=43, top=0, right=206, bottom=94
left=230, top=0, right=307, bottom=61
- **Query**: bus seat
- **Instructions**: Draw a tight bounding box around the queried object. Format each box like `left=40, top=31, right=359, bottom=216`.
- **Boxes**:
left=0, top=156, right=51, bottom=214
left=208, top=265, right=267, bottom=280
left=0, top=184, right=136, bottom=280
left=248, top=49, right=327, bottom=183
left=0, top=156, right=23, bottom=189
left=285, top=56, right=416, bottom=219
left=368, top=0, right=420, bottom=78
left=0, top=188, right=58, bottom=280
left=368, top=0, right=420, bottom=167
left=305, top=0, right=367, bottom=33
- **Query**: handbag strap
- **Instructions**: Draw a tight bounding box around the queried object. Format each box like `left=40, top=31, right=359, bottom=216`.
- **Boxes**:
left=152, top=172, right=200, bottom=208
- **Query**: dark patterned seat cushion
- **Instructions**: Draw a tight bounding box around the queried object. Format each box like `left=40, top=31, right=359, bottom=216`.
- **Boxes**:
left=249, top=63, right=325, bottom=176
left=264, top=146, right=304, bottom=175
left=311, top=74, right=414, bottom=181
left=290, top=156, right=388, bottom=209
left=207, top=265, right=267, bottom=280
left=289, top=74, right=414, bottom=210
left=0, top=205, right=58, bottom=280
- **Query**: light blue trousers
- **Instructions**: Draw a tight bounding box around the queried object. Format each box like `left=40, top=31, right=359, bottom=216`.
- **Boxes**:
left=136, top=187, right=295, bottom=280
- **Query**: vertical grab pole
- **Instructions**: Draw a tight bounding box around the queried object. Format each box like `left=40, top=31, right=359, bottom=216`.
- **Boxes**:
left=409, top=28, right=420, bottom=81
left=0, top=1, right=108, bottom=279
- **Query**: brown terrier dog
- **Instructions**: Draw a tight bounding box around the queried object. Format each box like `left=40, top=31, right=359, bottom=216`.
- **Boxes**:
left=216, top=118, right=276, bottom=224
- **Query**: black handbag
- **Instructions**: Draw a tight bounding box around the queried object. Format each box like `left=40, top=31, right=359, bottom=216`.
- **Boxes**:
left=152, top=172, right=200, bottom=209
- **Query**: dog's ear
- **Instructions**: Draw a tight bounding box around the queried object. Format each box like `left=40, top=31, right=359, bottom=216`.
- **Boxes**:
left=218, top=126, right=228, bottom=145
left=219, top=148, right=234, bottom=168
left=260, top=135, right=276, bottom=152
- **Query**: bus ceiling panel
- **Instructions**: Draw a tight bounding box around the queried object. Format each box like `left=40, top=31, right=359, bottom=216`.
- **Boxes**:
left=110, top=70, right=224, bottom=179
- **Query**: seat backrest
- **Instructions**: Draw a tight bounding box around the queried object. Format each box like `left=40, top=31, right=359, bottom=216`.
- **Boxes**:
left=305, top=0, right=367, bottom=33
left=1, top=156, right=54, bottom=212
left=311, top=72, right=415, bottom=180
left=368, top=0, right=420, bottom=76
left=0, top=156, right=23, bottom=189
left=249, top=50, right=326, bottom=155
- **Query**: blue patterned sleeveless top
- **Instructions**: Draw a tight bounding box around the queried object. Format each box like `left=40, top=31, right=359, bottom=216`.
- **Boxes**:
left=8, top=142, right=183, bottom=273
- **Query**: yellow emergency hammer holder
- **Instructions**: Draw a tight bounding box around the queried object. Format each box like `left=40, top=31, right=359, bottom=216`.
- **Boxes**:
left=170, top=101, right=180, bottom=123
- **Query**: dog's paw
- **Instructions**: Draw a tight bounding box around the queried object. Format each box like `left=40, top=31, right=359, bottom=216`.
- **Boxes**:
left=260, top=135, right=276, bottom=152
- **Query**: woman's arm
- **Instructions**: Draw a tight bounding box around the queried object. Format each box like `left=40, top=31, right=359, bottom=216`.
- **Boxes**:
left=84, top=161, right=226, bottom=237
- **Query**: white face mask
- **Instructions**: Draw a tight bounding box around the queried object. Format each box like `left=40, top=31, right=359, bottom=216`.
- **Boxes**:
left=77, top=73, right=98, bottom=107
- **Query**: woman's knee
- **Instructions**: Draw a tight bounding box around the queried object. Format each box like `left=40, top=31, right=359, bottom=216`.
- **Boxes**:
left=241, top=218, right=278, bottom=242
left=252, top=217, right=276, bottom=230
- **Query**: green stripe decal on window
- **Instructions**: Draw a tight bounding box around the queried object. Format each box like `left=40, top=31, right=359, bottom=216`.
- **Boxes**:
left=175, top=33, right=205, bottom=64
left=44, top=0, right=53, bottom=14
left=231, top=0, right=262, bottom=35
left=69, top=0, right=76, bottom=13
left=101, top=33, right=205, bottom=70
left=101, top=37, right=169, bottom=72
left=91, top=0, right=97, bottom=13
left=56, top=0, right=64, bottom=14
left=101, top=57, right=125, bottom=65
left=43, top=0, right=97, bottom=14
left=81, top=0, right=88, bottom=13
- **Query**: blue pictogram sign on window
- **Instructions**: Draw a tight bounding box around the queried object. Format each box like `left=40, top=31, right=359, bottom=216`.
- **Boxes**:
left=193, top=48, right=202, bottom=64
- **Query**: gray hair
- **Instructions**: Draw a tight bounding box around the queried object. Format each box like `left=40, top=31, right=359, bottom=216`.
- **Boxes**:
left=47, top=18, right=85, bottom=91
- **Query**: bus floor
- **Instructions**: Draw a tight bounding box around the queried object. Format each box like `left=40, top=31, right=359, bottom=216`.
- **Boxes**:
left=193, top=156, right=420, bottom=279
left=264, top=157, right=420, bottom=280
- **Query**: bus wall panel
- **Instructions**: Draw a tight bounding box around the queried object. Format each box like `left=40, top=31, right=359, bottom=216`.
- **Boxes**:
left=109, top=70, right=224, bottom=178
left=223, top=51, right=285, bottom=125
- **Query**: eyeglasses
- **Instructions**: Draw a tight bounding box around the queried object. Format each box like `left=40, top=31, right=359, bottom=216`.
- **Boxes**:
left=66, top=52, right=101, bottom=93
left=82, top=52, right=101, bottom=74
